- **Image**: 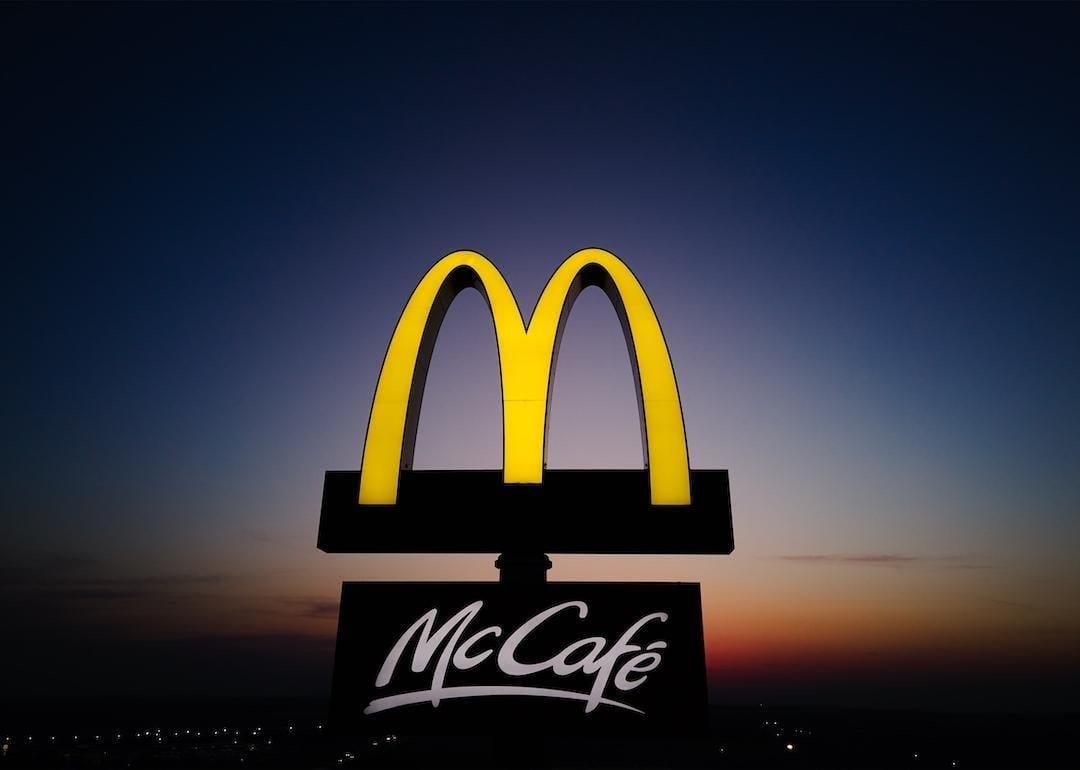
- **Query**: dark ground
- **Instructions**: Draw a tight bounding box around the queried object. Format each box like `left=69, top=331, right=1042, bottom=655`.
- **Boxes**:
left=1, top=699, right=1076, bottom=768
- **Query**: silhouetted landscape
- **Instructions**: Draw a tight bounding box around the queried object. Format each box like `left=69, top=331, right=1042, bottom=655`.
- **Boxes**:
left=2, top=699, right=1077, bottom=768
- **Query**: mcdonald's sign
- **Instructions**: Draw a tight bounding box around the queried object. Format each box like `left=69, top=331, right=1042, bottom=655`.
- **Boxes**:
left=318, top=248, right=733, bottom=554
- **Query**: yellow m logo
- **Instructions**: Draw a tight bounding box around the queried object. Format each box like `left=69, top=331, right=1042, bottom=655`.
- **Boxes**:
left=359, top=248, right=691, bottom=506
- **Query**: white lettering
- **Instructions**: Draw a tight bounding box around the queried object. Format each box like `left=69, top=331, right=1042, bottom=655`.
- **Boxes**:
left=365, top=600, right=669, bottom=716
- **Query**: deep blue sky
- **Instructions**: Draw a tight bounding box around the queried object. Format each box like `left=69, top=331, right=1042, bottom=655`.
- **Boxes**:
left=3, top=2, right=1079, bottom=710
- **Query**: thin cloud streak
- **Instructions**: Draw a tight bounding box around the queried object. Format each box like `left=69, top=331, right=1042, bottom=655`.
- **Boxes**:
left=776, top=553, right=993, bottom=569
left=2, top=566, right=243, bottom=602
left=274, top=597, right=341, bottom=620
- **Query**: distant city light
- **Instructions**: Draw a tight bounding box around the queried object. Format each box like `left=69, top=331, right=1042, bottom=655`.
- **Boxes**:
left=0, top=712, right=989, bottom=767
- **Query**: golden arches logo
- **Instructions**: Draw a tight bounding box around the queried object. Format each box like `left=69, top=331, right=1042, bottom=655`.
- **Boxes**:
left=359, top=248, right=691, bottom=506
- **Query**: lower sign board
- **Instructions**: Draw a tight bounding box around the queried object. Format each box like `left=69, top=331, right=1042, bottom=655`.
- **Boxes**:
left=330, top=582, right=707, bottom=737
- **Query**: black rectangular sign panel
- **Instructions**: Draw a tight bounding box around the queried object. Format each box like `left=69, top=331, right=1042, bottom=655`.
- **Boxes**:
left=330, top=582, right=707, bottom=738
left=318, top=469, right=734, bottom=554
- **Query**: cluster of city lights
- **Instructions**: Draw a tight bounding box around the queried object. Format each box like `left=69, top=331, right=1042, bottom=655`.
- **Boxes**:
left=2, top=717, right=974, bottom=767
left=336, top=735, right=399, bottom=766
left=0, top=721, right=324, bottom=758
left=0, top=721, right=421, bottom=770
left=761, top=718, right=802, bottom=753
left=749, top=714, right=962, bottom=767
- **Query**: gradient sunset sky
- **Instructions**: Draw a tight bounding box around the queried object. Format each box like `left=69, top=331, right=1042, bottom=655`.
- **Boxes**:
left=4, top=3, right=1079, bottom=712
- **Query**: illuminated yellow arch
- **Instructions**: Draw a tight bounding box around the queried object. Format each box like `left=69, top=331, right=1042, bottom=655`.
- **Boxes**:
left=358, top=248, right=691, bottom=505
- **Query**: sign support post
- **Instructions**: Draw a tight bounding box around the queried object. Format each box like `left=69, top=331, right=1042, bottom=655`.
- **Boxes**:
left=495, top=551, right=552, bottom=584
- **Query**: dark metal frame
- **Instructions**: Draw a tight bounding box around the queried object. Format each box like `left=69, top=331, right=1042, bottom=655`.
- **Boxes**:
left=318, top=468, right=733, bottom=555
